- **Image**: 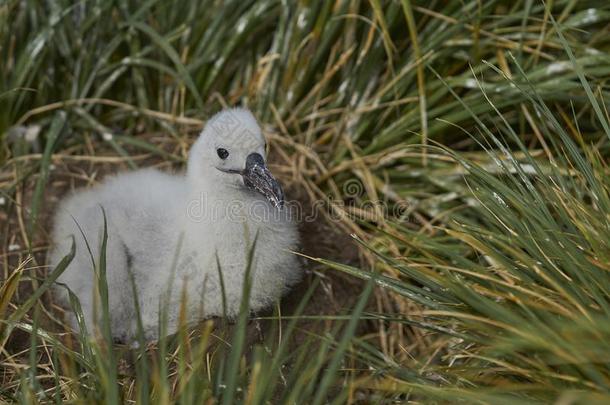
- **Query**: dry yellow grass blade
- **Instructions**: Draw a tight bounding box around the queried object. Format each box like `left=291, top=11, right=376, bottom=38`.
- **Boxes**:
left=0, top=258, right=28, bottom=325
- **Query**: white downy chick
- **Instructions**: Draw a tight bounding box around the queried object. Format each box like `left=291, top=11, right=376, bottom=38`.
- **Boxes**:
left=49, top=108, right=301, bottom=343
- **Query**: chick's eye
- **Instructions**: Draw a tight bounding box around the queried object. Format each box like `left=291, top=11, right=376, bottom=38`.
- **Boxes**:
left=217, top=148, right=229, bottom=160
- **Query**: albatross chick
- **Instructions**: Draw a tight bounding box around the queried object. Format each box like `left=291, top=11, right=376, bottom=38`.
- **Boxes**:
left=49, top=108, right=301, bottom=343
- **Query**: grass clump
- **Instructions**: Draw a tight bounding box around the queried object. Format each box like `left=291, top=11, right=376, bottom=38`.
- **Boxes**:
left=1, top=0, right=610, bottom=403
left=325, top=58, right=610, bottom=402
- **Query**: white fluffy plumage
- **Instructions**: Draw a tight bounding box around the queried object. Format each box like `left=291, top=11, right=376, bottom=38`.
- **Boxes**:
left=49, top=109, right=301, bottom=343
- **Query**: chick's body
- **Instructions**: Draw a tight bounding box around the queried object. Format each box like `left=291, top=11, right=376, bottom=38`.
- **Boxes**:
left=50, top=109, right=300, bottom=343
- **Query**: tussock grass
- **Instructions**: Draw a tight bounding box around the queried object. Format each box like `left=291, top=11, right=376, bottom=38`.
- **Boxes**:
left=1, top=0, right=610, bottom=403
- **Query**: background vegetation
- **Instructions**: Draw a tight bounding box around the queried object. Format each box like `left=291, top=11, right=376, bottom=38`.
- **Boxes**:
left=2, top=0, right=610, bottom=403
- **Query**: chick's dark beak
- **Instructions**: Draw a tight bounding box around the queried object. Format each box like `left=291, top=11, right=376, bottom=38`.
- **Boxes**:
left=242, top=153, right=284, bottom=209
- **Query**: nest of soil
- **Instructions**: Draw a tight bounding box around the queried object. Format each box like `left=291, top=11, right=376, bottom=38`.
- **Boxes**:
left=1, top=130, right=371, bottom=365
